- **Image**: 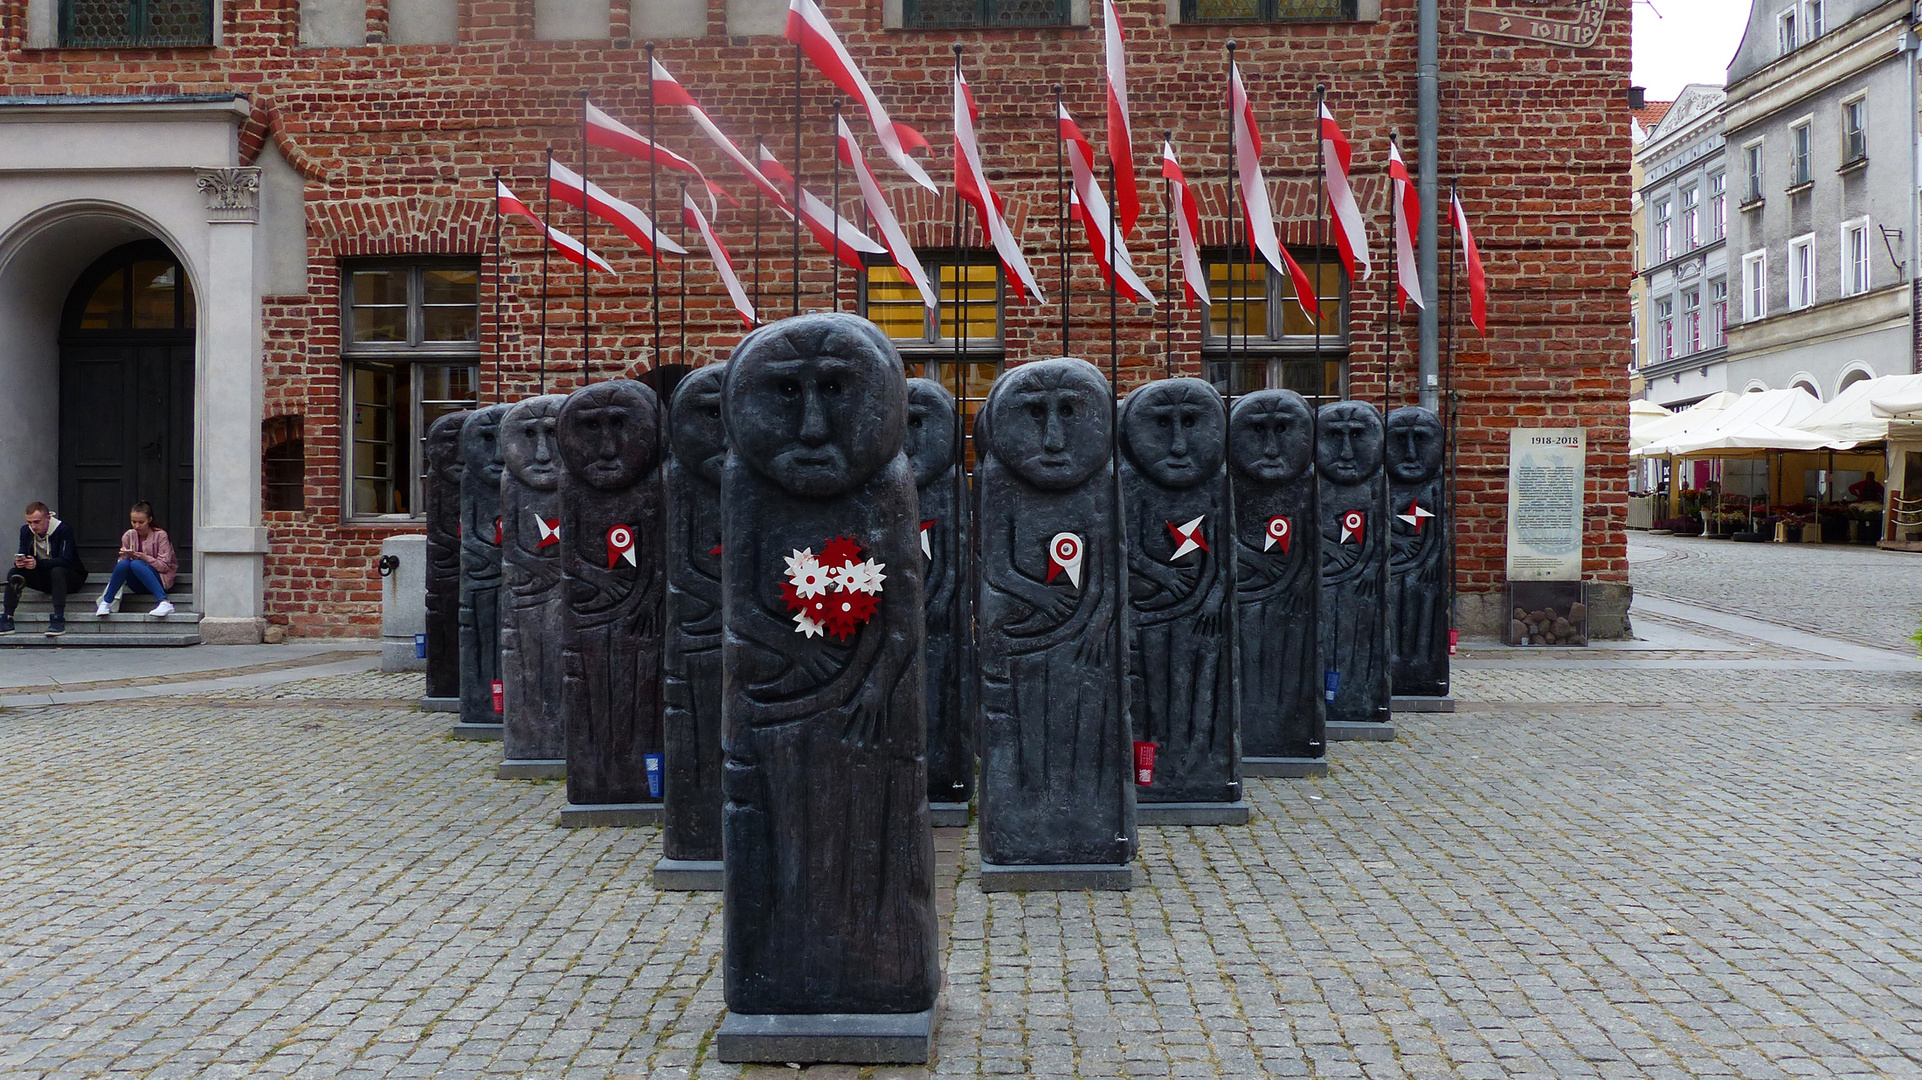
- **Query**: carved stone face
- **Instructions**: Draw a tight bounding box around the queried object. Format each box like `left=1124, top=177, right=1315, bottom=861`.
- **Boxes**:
left=1315, top=401, right=1384, bottom=486
left=669, top=363, right=729, bottom=487
left=559, top=381, right=660, bottom=492
left=1384, top=406, right=1445, bottom=485
left=1229, top=390, right=1315, bottom=484
left=723, top=313, right=906, bottom=498
left=501, top=395, right=568, bottom=492
left=427, top=410, right=469, bottom=485
left=459, top=403, right=510, bottom=486
left=904, top=379, right=958, bottom=488
left=1120, top=378, right=1225, bottom=489
left=986, top=357, right=1112, bottom=492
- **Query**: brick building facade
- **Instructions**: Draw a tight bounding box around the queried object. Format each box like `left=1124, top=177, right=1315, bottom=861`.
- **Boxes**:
left=0, top=0, right=1630, bottom=641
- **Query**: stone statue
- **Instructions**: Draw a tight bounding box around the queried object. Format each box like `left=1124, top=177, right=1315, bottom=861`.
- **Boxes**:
left=1229, top=391, right=1323, bottom=773
left=458, top=404, right=510, bottom=734
left=905, top=378, right=974, bottom=817
left=499, top=394, right=570, bottom=775
left=425, top=409, right=469, bottom=706
left=1118, top=378, right=1243, bottom=821
left=975, top=357, right=1135, bottom=885
left=1386, top=406, right=1449, bottom=699
left=660, top=363, right=727, bottom=882
left=718, top=313, right=937, bottom=1021
left=1318, top=400, right=1391, bottom=727
left=558, top=380, right=666, bottom=818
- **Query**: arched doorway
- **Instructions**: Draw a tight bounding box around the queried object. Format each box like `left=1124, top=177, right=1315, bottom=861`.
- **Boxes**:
left=58, top=240, right=195, bottom=572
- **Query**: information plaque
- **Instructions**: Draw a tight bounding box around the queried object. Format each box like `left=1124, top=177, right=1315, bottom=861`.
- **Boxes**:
left=1505, top=428, right=1585, bottom=582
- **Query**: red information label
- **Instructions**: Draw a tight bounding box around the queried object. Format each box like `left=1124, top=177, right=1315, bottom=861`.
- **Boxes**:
left=1133, top=741, right=1157, bottom=786
left=491, top=680, right=504, bottom=714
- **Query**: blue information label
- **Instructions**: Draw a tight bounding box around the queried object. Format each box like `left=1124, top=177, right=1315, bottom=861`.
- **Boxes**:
left=644, top=753, right=664, bottom=799
left=1324, top=669, right=1340, bottom=703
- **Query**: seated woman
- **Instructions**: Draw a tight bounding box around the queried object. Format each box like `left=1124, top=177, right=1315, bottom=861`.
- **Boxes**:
left=95, top=501, right=178, bottom=618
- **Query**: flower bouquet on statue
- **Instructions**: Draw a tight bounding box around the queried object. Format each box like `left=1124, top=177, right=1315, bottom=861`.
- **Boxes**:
left=780, top=537, right=886, bottom=640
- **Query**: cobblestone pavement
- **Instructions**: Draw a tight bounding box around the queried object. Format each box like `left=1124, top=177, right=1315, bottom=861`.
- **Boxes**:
left=3, top=621, right=1922, bottom=1079
left=1630, top=532, right=1922, bottom=652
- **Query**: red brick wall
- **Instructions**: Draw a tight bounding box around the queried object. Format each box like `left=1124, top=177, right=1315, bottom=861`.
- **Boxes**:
left=1, top=0, right=1630, bottom=636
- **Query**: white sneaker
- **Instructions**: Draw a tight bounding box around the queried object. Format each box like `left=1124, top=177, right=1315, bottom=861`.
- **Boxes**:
left=95, top=596, right=112, bottom=618
left=150, top=600, right=175, bottom=618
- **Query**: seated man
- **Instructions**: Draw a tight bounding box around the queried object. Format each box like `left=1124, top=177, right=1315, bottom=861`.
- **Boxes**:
left=3, top=502, right=89, bottom=636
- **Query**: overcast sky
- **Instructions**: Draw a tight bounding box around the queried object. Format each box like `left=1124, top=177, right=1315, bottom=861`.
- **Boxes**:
left=1632, top=0, right=1755, bottom=100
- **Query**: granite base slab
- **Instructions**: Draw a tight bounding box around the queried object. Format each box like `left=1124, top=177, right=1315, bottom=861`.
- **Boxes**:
left=1391, top=695, right=1455, bottom=713
left=420, top=696, right=460, bottom=713
left=497, top=758, right=566, bottom=780
left=1243, top=756, right=1329, bottom=778
left=979, top=861, right=1134, bottom=892
left=1326, top=721, right=1397, bottom=742
left=716, top=1003, right=939, bottom=1064
left=652, top=857, right=723, bottom=890
left=928, top=801, right=970, bottom=828
left=449, top=722, right=503, bottom=741
left=1137, top=800, right=1251, bottom=826
left=557, top=802, right=664, bottom=828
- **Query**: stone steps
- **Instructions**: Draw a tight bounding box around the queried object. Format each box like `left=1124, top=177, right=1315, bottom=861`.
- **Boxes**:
left=4, top=576, right=200, bottom=646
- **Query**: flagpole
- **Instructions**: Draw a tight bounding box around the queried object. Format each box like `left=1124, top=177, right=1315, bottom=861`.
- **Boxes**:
left=1446, top=181, right=1460, bottom=651
left=1384, top=139, right=1394, bottom=420
left=491, top=170, right=502, bottom=404
left=793, top=42, right=804, bottom=317
left=1315, top=84, right=1328, bottom=402
left=679, top=181, right=689, bottom=366
left=1055, top=84, right=1069, bottom=357
left=754, top=137, right=765, bottom=326
left=1163, top=130, right=1174, bottom=379
left=579, top=90, right=592, bottom=388
left=646, top=43, right=661, bottom=373
left=540, top=147, right=554, bottom=396
left=1107, top=165, right=1118, bottom=401
left=832, top=99, right=842, bottom=313
left=949, top=44, right=971, bottom=799
left=1226, top=43, right=1238, bottom=398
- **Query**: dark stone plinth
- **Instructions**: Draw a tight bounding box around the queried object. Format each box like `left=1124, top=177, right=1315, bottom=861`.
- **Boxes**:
left=719, top=314, right=939, bottom=1017
left=976, top=358, right=1137, bottom=874
left=906, top=379, right=976, bottom=808
left=1230, top=390, right=1325, bottom=768
left=1386, top=407, right=1450, bottom=698
left=1392, top=695, right=1455, bottom=713
left=558, top=380, right=668, bottom=816
left=425, top=409, right=470, bottom=702
left=421, top=696, right=459, bottom=713
left=715, top=1005, right=939, bottom=1065
left=1318, top=401, right=1392, bottom=725
left=928, top=801, right=970, bottom=828
left=500, top=395, right=570, bottom=770
left=1243, top=756, right=1329, bottom=778
left=1327, top=721, right=1396, bottom=742
left=498, top=758, right=566, bottom=779
left=979, top=861, right=1134, bottom=892
left=1119, top=378, right=1242, bottom=808
left=1136, top=800, right=1251, bottom=826
left=458, top=404, right=510, bottom=731
left=663, top=365, right=726, bottom=869
left=451, top=722, right=503, bottom=741
left=653, top=857, right=724, bottom=890
left=558, top=802, right=666, bottom=827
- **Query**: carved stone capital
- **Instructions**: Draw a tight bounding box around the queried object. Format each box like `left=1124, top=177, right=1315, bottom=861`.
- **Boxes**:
left=196, top=167, right=261, bottom=223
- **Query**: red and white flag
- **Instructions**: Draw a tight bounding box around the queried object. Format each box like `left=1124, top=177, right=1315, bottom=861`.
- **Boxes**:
left=954, top=66, right=1045, bottom=304
left=837, top=117, right=938, bottom=312
left=1229, top=64, right=1286, bottom=278
left=584, top=101, right=732, bottom=213
left=757, top=146, right=887, bottom=273
left=785, top=0, right=937, bottom=193
left=1386, top=138, right=1423, bottom=311
left=1102, top=0, right=1139, bottom=235
left=1059, top=106, right=1153, bottom=305
left=650, top=58, right=793, bottom=211
left=1320, top=102, right=1371, bottom=281
left=683, top=190, right=755, bottom=328
left=547, top=158, right=687, bottom=263
left=496, top=179, right=615, bottom=273
left=1452, top=188, right=1488, bottom=336
left=1159, top=140, right=1206, bottom=310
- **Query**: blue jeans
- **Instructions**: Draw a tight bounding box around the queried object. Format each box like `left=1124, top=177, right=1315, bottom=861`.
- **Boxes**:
left=104, top=559, right=168, bottom=604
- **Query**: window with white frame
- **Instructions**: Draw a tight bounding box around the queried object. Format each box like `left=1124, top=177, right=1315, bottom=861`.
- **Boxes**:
left=1655, top=297, right=1674, bottom=360
left=1681, top=288, right=1701, bottom=354
left=1804, top=0, right=1823, bottom=38
left=1778, top=8, right=1796, bottom=54
left=1709, top=173, right=1726, bottom=238
left=1842, top=97, right=1866, bottom=165
left=1789, top=121, right=1812, bottom=187
left=1652, top=199, right=1671, bottom=263
left=1842, top=217, right=1871, bottom=296
left=1744, top=141, right=1764, bottom=203
left=1680, top=187, right=1699, bottom=250
left=1711, top=280, right=1727, bottom=346
left=1787, top=234, right=1815, bottom=309
left=1630, top=311, right=1640, bottom=366
left=1743, top=250, right=1768, bottom=320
